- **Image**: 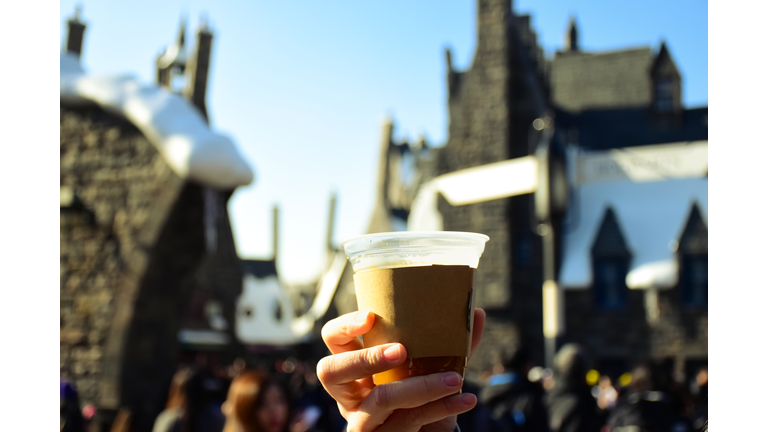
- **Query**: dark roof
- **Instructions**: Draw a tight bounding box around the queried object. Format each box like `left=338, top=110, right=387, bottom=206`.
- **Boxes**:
left=556, top=106, right=707, bottom=150
left=678, top=204, right=708, bottom=255
left=591, top=208, right=631, bottom=257
left=241, top=259, right=278, bottom=278
left=550, top=47, right=653, bottom=112
left=650, top=42, right=679, bottom=78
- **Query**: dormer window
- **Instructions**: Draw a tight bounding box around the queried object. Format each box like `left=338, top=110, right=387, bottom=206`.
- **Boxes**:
left=681, top=255, right=707, bottom=307
left=594, top=256, right=629, bottom=309
left=591, top=208, right=631, bottom=309
left=650, top=42, right=681, bottom=113
left=654, top=78, right=674, bottom=112
left=678, top=204, right=708, bottom=309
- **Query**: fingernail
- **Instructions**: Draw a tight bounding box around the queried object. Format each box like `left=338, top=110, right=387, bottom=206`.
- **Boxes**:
left=443, top=373, right=461, bottom=387
left=383, top=344, right=401, bottom=361
left=355, top=311, right=369, bottom=323
left=460, top=394, right=476, bottom=405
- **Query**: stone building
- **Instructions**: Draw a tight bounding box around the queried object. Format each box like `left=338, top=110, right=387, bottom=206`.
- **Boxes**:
left=60, top=13, right=253, bottom=432
left=352, top=0, right=707, bottom=383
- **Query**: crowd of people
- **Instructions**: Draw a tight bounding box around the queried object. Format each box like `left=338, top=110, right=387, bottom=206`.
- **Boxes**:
left=61, top=312, right=707, bottom=432
left=460, top=344, right=708, bottom=432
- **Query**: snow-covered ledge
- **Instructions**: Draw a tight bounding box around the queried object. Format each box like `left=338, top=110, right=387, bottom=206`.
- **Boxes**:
left=60, top=52, right=254, bottom=190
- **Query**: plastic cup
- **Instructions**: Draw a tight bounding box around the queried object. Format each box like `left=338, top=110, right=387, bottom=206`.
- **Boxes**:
left=341, top=231, right=489, bottom=385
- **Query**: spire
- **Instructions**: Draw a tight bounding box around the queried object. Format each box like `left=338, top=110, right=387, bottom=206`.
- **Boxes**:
left=157, top=18, right=188, bottom=71
left=564, top=16, right=578, bottom=52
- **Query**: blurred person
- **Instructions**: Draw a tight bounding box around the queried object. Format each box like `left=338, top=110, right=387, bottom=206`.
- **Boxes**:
left=545, top=344, right=603, bottom=432
left=221, top=370, right=292, bottom=432
left=316, top=309, right=487, bottom=431
left=290, top=364, right=345, bottom=432
left=455, top=376, right=485, bottom=432
left=594, top=377, right=618, bottom=411
left=109, top=408, right=132, bottom=432
left=473, top=343, right=549, bottom=431
left=61, top=379, right=86, bottom=432
left=689, top=367, right=707, bottom=431
left=153, top=366, right=226, bottom=432
left=604, top=361, right=690, bottom=432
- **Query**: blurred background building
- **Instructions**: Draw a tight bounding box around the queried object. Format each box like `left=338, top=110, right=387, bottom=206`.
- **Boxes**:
left=335, top=0, right=707, bottom=385
left=60, top=1, right=706, bottom=430
left=60, top=13, right=256, bottom=431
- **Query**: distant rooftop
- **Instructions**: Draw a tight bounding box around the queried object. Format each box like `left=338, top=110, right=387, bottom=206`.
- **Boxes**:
left=550, top=47, right=655, bottom=112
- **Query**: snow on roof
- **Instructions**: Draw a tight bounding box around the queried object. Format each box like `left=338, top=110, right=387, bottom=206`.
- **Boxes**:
left=559, top=176, right=708, bottom=290
left=60, top=52, right=254, bottom=190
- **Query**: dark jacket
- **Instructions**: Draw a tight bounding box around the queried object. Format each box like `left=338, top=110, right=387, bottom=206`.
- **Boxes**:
left=605, top=390, right=690, bottom=432
left=544, top=382, right=602, bottom=432
left=151, top=405, right=225, bottom=432
left=476, top=372, right=550, bottom=432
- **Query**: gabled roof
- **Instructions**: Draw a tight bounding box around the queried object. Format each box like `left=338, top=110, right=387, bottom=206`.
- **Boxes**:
left=550, top=47, right=654, bottom=112
left=650, top=42, right=680, bottom=79
left=591, top=208, right=631, bottom=257
left=559, top=174, right=708, bottom=290
left=678, top=204, right=708, bottom=255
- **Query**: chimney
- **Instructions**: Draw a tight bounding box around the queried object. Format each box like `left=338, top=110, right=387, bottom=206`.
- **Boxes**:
left=184, top=18, right=213, bottom=123
left=156, top=19, right=187, bottom=90
left=326, top=193, right=337, bottom=253
left=65, top=7, right=86, bottom=59
left=376, top=118, right=394, bottom=211
left=564, top=17, right=579, bottom=52
left=272, top=205, right=279, bottom=264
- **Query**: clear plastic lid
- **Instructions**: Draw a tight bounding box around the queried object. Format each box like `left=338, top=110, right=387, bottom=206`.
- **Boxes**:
left=341, top=231, right=489, bottom=272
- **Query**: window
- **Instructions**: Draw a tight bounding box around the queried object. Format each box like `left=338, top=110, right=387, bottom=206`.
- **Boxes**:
left=654, top=78, right=674, bottom=112
left=681, top=254, right=707, bottom=308
left=594, top=257, right=629, bottom=309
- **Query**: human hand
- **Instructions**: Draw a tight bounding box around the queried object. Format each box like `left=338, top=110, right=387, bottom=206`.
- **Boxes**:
left=317, top=308, right=486, bottom=432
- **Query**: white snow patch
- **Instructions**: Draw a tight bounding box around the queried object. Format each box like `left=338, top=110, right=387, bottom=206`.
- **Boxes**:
left=559, top=176, right=708, bottom=290
left=60, top=52, right=254, bottom=190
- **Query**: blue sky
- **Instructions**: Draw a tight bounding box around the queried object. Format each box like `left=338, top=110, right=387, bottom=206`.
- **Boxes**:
left=59, top=0, right=708, bottom=284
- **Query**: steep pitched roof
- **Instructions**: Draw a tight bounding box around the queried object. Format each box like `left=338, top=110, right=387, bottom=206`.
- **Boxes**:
left=650, top=42, right=680, bottom=79
left=678, top=203, right=708, bottom=255
left=550, top=47, right=654, bottom=112
left=591, top=207, right=631, bottom=257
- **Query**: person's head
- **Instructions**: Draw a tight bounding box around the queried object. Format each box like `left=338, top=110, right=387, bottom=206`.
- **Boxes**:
left=553, top=344, right=591, bottom=387
left=497, top=342, right=531, bottom=375
left=166, top=366, right=195, bottom=410
left=598, top=376, right=613, bottom=389
left=165, top=366, right=218, bottom=432
left=696, top=367, right=708, bottom=387
left=630, top=360, right=669, bottom=392
left=222, top=370, right=290, bottom=432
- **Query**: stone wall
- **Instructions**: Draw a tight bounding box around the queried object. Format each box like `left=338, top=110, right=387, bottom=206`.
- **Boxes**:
left=563, top=285, right=707, bottom=377
left=438, top=0, right=551, bottom=369
left=60, top=104, right=182, bottom=409
left=60, top=105, right=244, bottom=431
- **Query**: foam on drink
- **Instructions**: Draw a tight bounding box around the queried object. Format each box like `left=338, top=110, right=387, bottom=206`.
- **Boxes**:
left=342, top=232, right=489, bottom=385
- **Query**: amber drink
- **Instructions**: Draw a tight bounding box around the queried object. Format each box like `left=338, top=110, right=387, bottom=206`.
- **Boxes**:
left=341, top=232, right=489, bottom=385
